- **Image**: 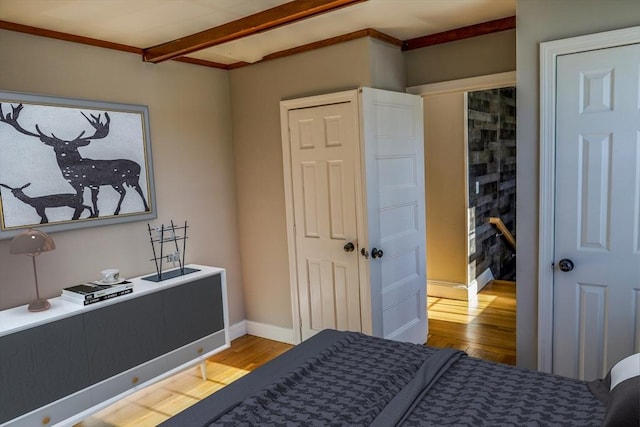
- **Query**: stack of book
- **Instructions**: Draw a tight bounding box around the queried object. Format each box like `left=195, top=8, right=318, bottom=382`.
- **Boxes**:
left=61, top=282, right=133, bottom=305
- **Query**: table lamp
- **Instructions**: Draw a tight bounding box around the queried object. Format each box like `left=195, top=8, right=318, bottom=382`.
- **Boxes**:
left=10, top=228, right=56, bottom=312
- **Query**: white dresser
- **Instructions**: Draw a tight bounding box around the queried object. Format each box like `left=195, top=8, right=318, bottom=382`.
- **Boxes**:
left=0, top=265, right=229, bottom=427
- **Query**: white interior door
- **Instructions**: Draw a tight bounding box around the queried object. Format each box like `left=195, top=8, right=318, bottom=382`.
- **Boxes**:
left=553, top=43, right=640, bottom=380
left=289, top=101, right=362, bottom=341
left=360, top=88, right=427, bottom=344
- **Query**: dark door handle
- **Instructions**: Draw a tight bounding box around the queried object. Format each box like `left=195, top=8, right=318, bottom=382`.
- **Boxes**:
left=360, top=248, right=369, bottom=259
left=343, top=242, right=355, bottom=252
left=371, top=248, right=384, bottom=259
left=558, top=258, right=574, bottom=272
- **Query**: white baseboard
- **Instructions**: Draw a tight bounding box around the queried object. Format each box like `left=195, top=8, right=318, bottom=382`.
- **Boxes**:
left=470, top=268, right=494, bottom=295
left=229, top=320, right=247, bottom=341
left=428, top=268, right=494, bottom=301
left=228, top=320, right=297, bottom=345
left=427, top=280, right=469, bottom=300
left=246, top=321, right=297, bottom=345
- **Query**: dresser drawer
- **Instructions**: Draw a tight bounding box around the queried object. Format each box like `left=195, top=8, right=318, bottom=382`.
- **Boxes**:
left=165, top=330, right=227, bottom=372
left=89, top=357, right=170, bottom=405
left=1, top=390, right=91, bottom=427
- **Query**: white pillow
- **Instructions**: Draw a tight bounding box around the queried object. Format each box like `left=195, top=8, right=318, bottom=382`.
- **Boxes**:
left=610, top=353, right=640, bottom=390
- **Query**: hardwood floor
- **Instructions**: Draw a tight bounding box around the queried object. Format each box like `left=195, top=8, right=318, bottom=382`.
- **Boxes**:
left=426, top=280, right=517, bottom=365
left=76, top=281, right=515, bottom=426
left=75, top=335, right=293, bottom=427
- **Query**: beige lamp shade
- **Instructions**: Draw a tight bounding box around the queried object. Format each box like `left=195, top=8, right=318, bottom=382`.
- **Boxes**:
left=10, top=228, right=56, bottom=255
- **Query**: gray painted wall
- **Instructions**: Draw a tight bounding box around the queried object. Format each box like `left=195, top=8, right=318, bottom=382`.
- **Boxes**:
left=406, top=29, right=516, bottom=86
left=423, top=93, right=468, bottom=285
left=370, top=38, right=407, bottom=91
left=516, top=0, right=640, bottom=369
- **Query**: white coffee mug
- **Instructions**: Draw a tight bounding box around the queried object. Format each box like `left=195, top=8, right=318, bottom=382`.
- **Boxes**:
left=101, top=269, right=120, bottom=283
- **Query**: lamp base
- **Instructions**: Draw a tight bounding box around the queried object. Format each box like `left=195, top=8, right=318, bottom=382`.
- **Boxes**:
left=28, top=298, right=51, bottom=312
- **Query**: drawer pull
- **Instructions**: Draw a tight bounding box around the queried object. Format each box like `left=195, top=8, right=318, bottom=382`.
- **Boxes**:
left=198, top=347, right=204, bottom=354
left=132, top=376, right=139, bottom=384
left=42, top=416, right=51, bottom=425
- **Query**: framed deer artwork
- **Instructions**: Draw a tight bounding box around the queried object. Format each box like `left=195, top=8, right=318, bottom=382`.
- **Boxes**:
left=0, top=91, right=156, bottom=239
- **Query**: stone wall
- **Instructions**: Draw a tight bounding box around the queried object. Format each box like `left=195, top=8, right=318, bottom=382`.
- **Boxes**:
left=467, top=87, right=516, bottom=280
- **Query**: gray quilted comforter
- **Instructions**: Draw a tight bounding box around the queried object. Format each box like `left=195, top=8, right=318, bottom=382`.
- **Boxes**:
left=163, top=330, right=605, bottom=426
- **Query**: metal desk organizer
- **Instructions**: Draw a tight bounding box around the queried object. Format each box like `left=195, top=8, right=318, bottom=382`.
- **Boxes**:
left=143, top=220, right=199, bottom=282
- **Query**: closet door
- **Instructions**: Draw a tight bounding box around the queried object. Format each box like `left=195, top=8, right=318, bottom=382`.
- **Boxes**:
left=360, top=88, right=427, bottom=344
left=288, top=100, right=362, bottom=341
left=552, top=43, right=640, bottom=380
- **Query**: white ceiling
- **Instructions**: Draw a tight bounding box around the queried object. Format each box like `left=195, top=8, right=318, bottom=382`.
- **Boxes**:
left=0, top=0, right=516, bottom=65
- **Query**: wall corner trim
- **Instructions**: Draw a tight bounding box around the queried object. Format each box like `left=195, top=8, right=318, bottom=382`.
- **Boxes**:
left=229, top=320, right=248, bottom=341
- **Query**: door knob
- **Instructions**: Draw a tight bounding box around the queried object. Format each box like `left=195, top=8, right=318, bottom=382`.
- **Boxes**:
left=360, top=248, right=369, bottom=259
left=343, top=242, right=355, bottom=252
left=558, top=258, right=574, bottom=272
left=371, top=248, right=384, bottom=259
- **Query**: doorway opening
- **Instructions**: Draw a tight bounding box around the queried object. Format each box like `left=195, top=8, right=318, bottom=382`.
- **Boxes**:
left=408, top=72, right=517, bottom=363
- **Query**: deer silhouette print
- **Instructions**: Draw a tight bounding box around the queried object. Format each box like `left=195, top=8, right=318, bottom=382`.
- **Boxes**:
left=0, top=103, right=149, bottom=217
left=0, top=183, right=93, bottom=223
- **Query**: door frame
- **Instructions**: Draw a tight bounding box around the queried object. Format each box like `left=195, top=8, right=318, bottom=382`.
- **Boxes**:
left=280, top=89, right=370, bottom=344
left=538, top=25, right=640, bottom=373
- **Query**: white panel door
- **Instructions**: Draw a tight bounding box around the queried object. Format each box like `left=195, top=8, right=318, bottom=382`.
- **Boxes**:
left=289, top=102, right=361, bottom=340
left=360, top=88, right=427, bottom=344
left=553, top=43, right=640, bottom=380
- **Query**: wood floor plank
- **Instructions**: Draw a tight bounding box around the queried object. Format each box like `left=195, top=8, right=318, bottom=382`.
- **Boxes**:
left=75, top=336, right=293, bottom=427
left=426, top=280, right=517, bottom=364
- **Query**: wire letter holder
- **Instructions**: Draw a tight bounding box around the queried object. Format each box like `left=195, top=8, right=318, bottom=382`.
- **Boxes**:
left=142, top=220, right=199, bottom=282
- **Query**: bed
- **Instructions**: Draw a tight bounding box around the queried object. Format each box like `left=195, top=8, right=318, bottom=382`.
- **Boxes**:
left=160, top=330, right=638, bottom=426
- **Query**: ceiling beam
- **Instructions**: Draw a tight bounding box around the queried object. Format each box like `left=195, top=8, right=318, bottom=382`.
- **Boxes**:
left=142, top=0, right=367, bottom=64
left=401, top=16, right=515, bottom=51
